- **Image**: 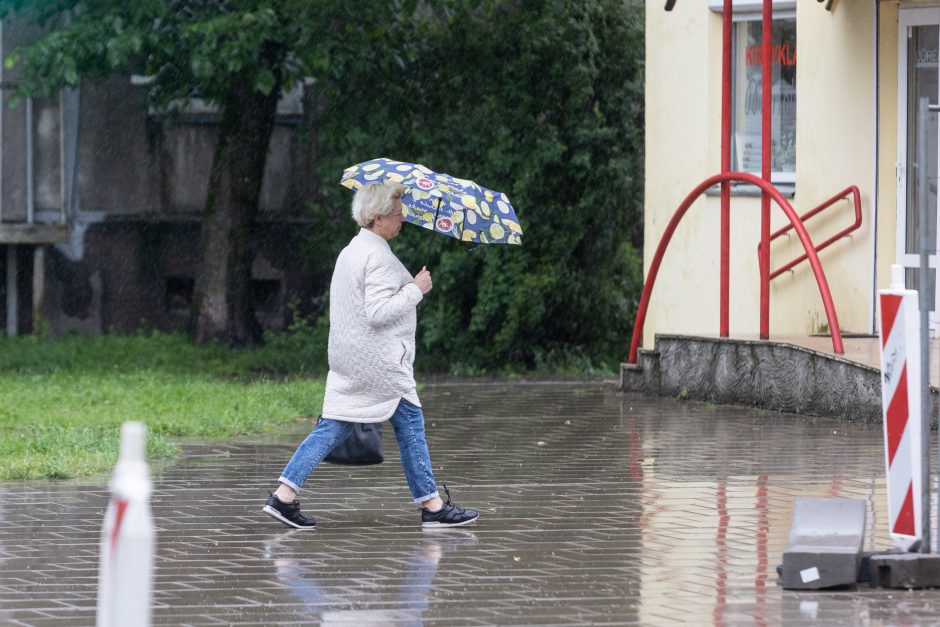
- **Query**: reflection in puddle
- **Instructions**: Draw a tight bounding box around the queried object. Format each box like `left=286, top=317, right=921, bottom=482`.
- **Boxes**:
left=4, top=384, right=940, bottom=624
left=262, top=530, right=478, bottom=626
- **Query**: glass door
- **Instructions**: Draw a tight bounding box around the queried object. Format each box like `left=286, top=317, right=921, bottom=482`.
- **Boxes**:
left=898, top=9, right=940, bottom=335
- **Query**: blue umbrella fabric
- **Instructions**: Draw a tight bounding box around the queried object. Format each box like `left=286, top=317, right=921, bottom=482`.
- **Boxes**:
left=340, top=158, right=522, bottom=245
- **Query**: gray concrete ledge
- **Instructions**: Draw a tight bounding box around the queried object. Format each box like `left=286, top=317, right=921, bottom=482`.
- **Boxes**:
left=621, top=334, right=939, bottom=423
left=869, top=554, right=940, bottom=589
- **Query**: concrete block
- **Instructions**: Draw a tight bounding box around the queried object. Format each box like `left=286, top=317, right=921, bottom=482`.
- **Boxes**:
left=620, top=350, right=661, bottom=394
left=869, top=553, right=940, bottom=589
left=780, top=497, right=866, bottom=589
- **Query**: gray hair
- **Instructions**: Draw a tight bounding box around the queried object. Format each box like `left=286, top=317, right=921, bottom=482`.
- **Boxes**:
left=351, top=182, right=405, bottom=228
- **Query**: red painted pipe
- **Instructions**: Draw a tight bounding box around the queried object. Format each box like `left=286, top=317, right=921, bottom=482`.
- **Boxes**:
left=760, top=0, right=772, bottom=340
left=767, top=186, right=861, bottom=242
left=714, top=478, right=729, bottom=625
left=760, top=186, right=863, bottom=280
left=627, top=172, right=845, bottom=364
left=720, top=0, right=732, bottom=337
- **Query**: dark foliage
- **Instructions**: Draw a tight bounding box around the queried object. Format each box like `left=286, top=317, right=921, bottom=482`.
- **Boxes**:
left=2, top=0, right=645, bottom=373
left=309, top=0, right=645, bottom=373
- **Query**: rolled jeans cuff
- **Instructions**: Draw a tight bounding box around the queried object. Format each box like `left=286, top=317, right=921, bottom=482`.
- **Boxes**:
left=278, top=476, right=301, bottom=493
left=414, top=490, right=439, bottom=505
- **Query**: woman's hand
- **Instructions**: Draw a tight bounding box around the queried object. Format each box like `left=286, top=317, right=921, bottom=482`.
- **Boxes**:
left=413, top=267, right=433, bottom=294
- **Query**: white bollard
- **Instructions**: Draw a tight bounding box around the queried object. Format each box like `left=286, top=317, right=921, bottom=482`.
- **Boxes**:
left=96, top=421, right=155, bottom=627
left=877, top=264, right=924, bottom=551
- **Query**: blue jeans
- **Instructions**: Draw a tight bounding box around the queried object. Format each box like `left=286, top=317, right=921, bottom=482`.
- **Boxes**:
left=278, top=398, right=439, bottom=504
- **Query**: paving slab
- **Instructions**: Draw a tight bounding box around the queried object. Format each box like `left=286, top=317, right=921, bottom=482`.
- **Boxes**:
left=2, top=381, right=940, bottom=625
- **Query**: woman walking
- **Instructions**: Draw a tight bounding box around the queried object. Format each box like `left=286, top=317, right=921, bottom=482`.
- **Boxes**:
left=263, top=182, right=478, bottom=529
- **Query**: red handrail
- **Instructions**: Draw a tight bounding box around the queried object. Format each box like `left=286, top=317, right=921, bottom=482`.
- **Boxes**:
left=632, top=0, right=846, bottom=366
left=627, top=171, right=845, bottom=364
left=759, top=186, right=862, bottom=281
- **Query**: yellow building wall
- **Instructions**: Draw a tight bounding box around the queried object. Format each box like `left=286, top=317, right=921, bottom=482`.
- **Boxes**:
left=643, top=2, right=877, bottom=350
left=876, top=3, right=898, bottom=311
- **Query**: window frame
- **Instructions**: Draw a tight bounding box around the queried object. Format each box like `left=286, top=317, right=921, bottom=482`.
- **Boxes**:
left=707, top=1, right=795, bottom=13
left=728, top=9, right=797, bottom=188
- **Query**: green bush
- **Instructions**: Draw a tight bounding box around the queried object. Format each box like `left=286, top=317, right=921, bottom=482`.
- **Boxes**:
left=307, top=0, right=645, bottom=375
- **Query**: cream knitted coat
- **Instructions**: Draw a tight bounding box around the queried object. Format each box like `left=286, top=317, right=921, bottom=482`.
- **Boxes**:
left=321, top=228, right=423, bottom=423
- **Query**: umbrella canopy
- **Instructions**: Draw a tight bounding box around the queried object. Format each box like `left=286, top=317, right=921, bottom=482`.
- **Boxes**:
left=340, top=158, right=522, bottom=245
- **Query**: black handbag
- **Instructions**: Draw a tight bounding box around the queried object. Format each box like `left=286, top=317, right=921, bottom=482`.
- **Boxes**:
left=323, top=418, right=384, bottom=465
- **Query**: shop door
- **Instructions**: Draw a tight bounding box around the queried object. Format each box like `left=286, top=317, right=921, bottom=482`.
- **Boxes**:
left=898, top=8, right=940, bottom=335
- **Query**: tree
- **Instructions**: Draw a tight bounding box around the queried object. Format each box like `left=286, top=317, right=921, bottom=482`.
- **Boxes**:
left=5, top=0, right=645, bottom=370
left=0, top=0, right=422, bottom=346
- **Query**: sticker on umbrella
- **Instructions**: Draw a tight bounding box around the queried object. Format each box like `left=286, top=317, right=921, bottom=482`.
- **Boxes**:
left=340, top=158, right=522, bottom=246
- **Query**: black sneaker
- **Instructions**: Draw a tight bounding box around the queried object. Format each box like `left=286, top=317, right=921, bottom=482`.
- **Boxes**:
left=262, top=493, right=317, bottom=529
left=421, top=484, right=479, bottom=528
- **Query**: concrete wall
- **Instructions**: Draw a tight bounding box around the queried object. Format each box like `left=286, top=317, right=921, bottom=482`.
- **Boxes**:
left=73, top=75, right=318, bottom=218
left=643, top=2, right=878, bottom=349
left=33, top=220, right=319, bottom=335
left=620, top=334, right=938, bottom=424
left=0, top=37, right=317, bottom=221
left=0, top=21, right=323, bottom=335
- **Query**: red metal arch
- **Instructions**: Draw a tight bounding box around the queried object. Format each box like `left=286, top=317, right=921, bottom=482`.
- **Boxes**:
left=627, top=172, right=845, bottom=364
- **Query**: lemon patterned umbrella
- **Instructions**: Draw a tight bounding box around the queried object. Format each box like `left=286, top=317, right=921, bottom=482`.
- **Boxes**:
left=340, top=158, right=523, bottom=248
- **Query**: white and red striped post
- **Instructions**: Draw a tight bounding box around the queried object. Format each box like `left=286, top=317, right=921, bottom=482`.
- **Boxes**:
left=877, top=264, right=925, bottom=551
left=97, top=421, right=155, bottom=627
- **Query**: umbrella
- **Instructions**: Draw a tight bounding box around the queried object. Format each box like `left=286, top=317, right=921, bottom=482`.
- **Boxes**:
left=340, top=158, right=523, bottom=262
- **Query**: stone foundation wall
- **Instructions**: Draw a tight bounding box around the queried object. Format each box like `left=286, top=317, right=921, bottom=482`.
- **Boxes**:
left=621, top=335, right=938, bottom=423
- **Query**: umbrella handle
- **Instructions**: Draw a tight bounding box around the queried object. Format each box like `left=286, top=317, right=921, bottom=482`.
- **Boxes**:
left=424, top=197, right=443, bottom=269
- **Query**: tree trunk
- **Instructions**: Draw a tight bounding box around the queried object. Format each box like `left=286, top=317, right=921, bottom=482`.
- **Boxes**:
left=192, top=74, right=280, bottom=347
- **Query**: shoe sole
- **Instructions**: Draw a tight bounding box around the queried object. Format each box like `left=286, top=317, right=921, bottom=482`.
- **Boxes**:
left=422, top=515, right=479, bottom=528
left=262, top=505, right=317, bottom=530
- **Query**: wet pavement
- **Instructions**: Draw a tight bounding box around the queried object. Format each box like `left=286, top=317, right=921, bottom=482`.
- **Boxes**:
left=2, top=381, right=940, bottom=625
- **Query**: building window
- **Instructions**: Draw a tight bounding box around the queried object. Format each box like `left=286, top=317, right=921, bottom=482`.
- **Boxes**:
left=165, top=276, right=193, bottom=313
left=729, top=10, right=796, bottom=184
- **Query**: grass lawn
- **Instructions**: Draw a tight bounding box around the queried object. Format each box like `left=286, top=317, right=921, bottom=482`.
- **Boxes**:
left=0, top=332, right=325, bottom=481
